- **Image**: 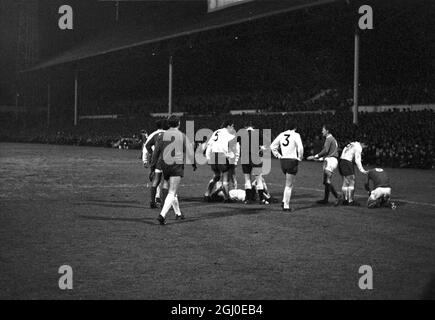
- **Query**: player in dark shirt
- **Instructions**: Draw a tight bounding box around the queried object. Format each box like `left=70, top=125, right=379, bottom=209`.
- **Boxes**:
left=308, top=124, right=339, bottom=204
left=364, top=168, right=396, bottom=209
left=145, top=119, right=167, bottom=208
left=152, top=115, right=196, bottom=225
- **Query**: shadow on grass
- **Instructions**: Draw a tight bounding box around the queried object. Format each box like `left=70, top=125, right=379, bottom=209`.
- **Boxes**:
left=79, top=215, right=157, bottom=225
left=79, top=206, right=266, bottom=227
left=84, top=199, right=142, bottom=204
left=74, top=200, right=144, bottom=209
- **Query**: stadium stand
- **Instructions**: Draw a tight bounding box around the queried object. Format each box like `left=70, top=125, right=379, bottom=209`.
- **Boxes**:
left=1, top=100, right=433, bottom=169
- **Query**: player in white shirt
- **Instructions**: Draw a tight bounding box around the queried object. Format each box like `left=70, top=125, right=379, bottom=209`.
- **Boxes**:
left=204, top=121, right=237, bottom=202
left=270, top=122, right=304, bottom=212
left=337, top=140, right=368, bottom=206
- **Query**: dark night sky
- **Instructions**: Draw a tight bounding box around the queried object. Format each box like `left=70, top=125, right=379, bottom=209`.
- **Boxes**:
left=0, top=0, right=434, bottom=105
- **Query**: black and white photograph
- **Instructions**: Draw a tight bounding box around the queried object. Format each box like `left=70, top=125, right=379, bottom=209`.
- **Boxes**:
left=0, top=0, right=434, bottom=304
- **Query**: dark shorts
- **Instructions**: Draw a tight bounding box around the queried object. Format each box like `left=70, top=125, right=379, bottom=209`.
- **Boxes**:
left=227, top=164, right=236, bottom=174
left=339, top=159, right=354, bottom=177
left=210, top=153, right=231, bottom=173
left=280, top=159, right=299, bottom=175
left=162, top=163, right=184, bottom=181
left=155, top=158, right=163, bottom=171
left=242, top=163, right=262, bottom=175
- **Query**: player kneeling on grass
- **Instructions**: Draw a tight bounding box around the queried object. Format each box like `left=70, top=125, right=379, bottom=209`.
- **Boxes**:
left=152, top=115, right=196, bottom=225
left=365, top=168, right=396, bottom=209
left=270, top=122, right=304, bottom=213
left=307, top=124, right=339, bottom=204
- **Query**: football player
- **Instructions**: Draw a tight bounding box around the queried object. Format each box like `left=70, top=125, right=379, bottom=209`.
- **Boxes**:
left=205, top=121, right=238, bottom=202
left=307, top=124, right=339, bottom=204
left=336, top=139, right=368, bottom=206
left=270, top=121, right=304, bottom=212
left=144, top=119, right=167, bottom=208
left=365, top=167, right=396, bottom=209
left=152, top=115, right=196, bottom=225
left=239, top=124, right=266, bottom=204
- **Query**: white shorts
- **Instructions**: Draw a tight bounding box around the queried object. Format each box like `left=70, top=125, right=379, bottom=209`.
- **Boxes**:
left=323, top=157, right=338, bottom=173
left=369, top=187, right=391, bottom=201
left=155, top=169, right=162, bottom=173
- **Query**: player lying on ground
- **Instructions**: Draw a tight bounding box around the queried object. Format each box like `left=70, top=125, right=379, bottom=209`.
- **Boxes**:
left=270, top=121, right=304, bottom=212
left=336, top=140, right=368, bottom=206
left=152, top=115, right=196, bottom=225
left=208, top=176, right=276, bottom=203
left=307, top=124, right=340, bottom=204
left=365, top=168, right=396, bottom=209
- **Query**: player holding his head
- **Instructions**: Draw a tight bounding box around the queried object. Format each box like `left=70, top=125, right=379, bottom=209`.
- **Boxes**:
left=152, top=115, right=196, bottom=225
left=336, top=139, right=368, bottom=206
left=365, top=167, right=396, bottom=209
left=205, top=120, right=237, bottom=202
left=270, top=121, right=304, bottom=212
left=144, top=119, right=167, bottom=208
left=307, top=124, right=339, bottom=204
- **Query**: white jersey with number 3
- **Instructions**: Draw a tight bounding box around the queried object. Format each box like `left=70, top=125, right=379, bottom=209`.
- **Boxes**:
left=270, top=130, right=304, bottom=161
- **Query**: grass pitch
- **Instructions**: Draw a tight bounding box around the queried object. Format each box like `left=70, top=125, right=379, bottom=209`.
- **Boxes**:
left=1, top=143, right=434, bottom=299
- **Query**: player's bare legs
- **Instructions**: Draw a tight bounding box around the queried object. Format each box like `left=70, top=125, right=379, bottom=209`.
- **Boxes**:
left=161, top=179, right=169, bottom=205
left=283, top=173, right=295, bottom=211
left=150, top=171, right=162, bottom=208
left=337, top=175, right=350, bottom=206
left=347, top=175, right=356, bottom=205
left=222, top=171, right=231, bottom=201
left=229, top=166, right=237, bottom=190
left=159, top=176, right=182, bottom=221
left=231, top=170, right=238, bottom=190
left=318, top=170, right=338, bottom=204
left=254, top=174, right=266, bottom=204
left=243, top=173, right=253, bottom=203
left=155, top=181, right=162, bottom=203
left=205, top=173, right=220, bottom=200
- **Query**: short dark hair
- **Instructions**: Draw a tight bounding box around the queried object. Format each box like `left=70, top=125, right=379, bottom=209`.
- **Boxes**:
left=221, top=120, right=234, bottom=128
left=155, top=119, right=164, bottom=130
left=167, top=115, right=180, bottom=128
left=286, top=119, right=297, bottom=130
left=322, top=124, right=332, bottom=133
left=160, top=119, right=169, bottom=130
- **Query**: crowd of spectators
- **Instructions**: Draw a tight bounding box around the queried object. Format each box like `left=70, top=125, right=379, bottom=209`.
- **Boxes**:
left=1, top=108, right=433, bottom=169
left=80, top=82, right=435, bottom=116
left=359, top=83, right=435, bottom=106
left=92, top=89, right=349, bottom=115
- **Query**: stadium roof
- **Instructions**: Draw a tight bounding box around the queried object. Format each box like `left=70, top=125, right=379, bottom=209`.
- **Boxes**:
left=25, top=0, right=340, bottom=72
